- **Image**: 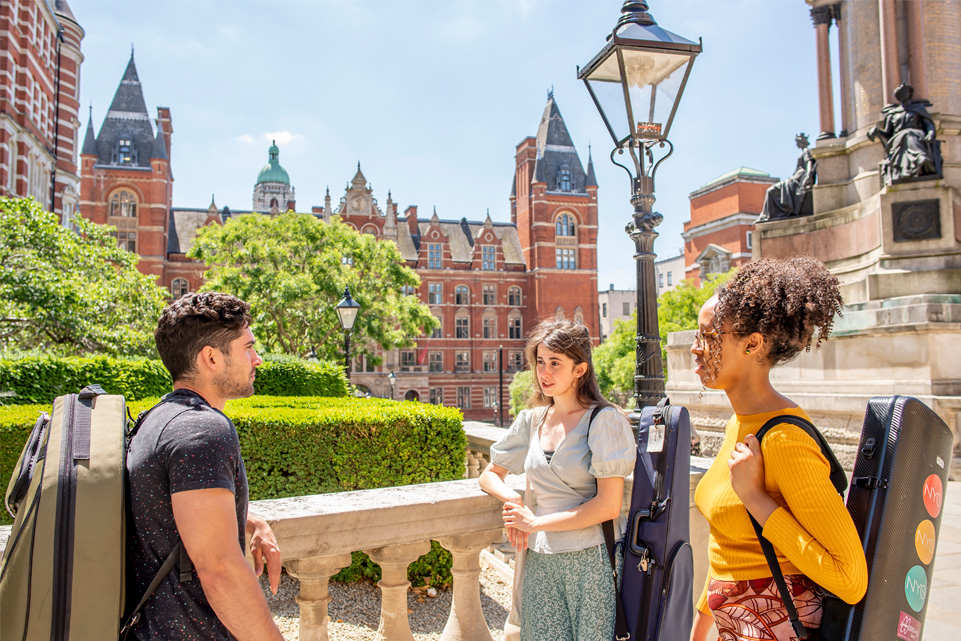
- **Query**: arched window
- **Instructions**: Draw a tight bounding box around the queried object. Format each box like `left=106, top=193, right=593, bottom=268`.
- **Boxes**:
left=455, top=285, right=470, bottom=306
left=558, top=167, right=572, bottom=191
left=555, top=307, right=565, bottom=320
left=508, top=286, right=522, bottom=307
left=508, top=311, right=522, bottom=339
left=455, top=309, right=470, bottom=339
left=555, top=213, right=575, bottom=237
left=483, top=309, right=496, bottom=339
left=573, top=306, right=584, bottom=325
left=170, top=278, right=189, bottom=299
left=109, top=190, right=137, bottom=218
left=362, top=225, right=378, bottom=235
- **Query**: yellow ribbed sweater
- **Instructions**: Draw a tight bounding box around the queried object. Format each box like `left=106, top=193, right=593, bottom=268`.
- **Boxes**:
left=694, top=407, right=868, bottom=613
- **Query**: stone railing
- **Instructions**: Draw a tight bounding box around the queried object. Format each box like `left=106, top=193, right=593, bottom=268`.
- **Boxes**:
left=463, top=421, right=505, bottom=478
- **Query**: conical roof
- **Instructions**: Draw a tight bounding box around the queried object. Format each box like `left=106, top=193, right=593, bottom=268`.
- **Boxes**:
left=93, top=52, right=156, bottom=168
left=532, top=95, right=588, bottom=194
left=151, top=125, right=168, bottom=160
left=81, top=107, right=97, bottom=156
left=255, top=140, right=290, bottom=185
left=585, top=147, right=598, bottom=187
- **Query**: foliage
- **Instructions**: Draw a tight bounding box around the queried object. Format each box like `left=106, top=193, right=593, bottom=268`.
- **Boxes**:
left=592, top=269, right=738, bottom=401
left=593, top=316, right=636, bottom=405
left=508, top=369, right=532, bottom=418
left=0, top=353, right=347, bottom=405
left=0, top=197, right=168, bottom=357
left=188, top=213, right=438, bottom=362
left=0, top=396, right=464, bottom=585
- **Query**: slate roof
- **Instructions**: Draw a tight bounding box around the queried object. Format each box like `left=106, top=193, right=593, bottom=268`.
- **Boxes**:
left=167, top=207, right=250, bottom=254
left=81, top=110, right=97, bottom=155
left=53, top=0, right=77, bottom=21
left=532, top=96, right=589, bottom=195
left=151, top=127, right=167, bottom=160
left=586, top=150, right=598, bottom=187
left=395, top=216, right=525, bottom=266
left=93, top=53, right=156, bottom=170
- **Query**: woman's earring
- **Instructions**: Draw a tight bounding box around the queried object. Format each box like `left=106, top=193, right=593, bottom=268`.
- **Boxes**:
left=745, top=349, right=751, bottom=355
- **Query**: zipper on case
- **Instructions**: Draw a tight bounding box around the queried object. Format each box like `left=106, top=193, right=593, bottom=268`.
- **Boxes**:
left=51, top=396, right=78, bottom=640
left=651, top=541, right=693, bottom=640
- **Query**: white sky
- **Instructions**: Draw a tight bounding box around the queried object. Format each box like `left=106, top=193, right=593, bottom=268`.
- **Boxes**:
left=73, top=0, right=823, bottom=289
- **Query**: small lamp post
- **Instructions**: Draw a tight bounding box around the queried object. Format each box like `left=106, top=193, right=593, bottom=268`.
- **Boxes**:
left=578, top=1, right=701, bottom=423
left=335, top=287, right=361, bottom=383
left=388, top=370, right=397, bottom=400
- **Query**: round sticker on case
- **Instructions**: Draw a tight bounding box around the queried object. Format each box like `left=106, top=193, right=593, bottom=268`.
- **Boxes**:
left=904, top=566, right=928, bottom=613
left=923, top=474, right=943, bottom=518
left=915, top=520, right=936, bottom=565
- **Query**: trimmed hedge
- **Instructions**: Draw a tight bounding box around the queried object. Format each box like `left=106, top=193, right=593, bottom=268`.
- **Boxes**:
left=0, top=396, right=465, bottom=586
left=0, top=354, right=348, bottom=404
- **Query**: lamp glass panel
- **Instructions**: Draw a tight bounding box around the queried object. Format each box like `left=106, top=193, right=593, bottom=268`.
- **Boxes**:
left=585, top=75, right=631, bottom=145
left=621, top=49, right=691, bottom=139
left=336, top=305, right=360, bottom=331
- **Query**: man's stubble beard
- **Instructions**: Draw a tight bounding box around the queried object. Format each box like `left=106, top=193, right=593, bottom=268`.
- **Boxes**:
left=215, top=354, right=256, bottom=400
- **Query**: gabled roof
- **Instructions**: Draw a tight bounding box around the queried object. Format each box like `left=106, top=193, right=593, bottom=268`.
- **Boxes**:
left=395, top=216, right=525, bottom=266
left=93, top=52, right=156, bottom=170
left=532, top=95, right=589, bottom=195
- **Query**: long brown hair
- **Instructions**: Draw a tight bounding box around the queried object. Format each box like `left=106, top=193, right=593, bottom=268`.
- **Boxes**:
left=524, top=318, right=613, bottom=411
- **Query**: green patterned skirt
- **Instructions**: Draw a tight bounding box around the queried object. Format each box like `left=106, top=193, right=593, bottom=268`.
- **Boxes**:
left=520, top=544, right=616, bottom=641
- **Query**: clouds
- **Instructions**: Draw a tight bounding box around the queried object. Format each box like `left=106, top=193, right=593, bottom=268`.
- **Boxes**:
left=236, top=131, right=304, bottom=146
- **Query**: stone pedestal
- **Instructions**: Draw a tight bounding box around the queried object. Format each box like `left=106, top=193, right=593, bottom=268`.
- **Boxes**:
left=286, top=553, right=353, bottom=641
left=366, top=541, right=432, bottom=641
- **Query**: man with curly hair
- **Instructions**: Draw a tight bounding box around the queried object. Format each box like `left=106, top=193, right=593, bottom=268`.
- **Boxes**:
left=125, top=292, right=284, bottom=640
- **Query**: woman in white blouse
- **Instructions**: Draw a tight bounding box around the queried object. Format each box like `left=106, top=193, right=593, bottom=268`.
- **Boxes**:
left=479, top=318, right=635, bottom=641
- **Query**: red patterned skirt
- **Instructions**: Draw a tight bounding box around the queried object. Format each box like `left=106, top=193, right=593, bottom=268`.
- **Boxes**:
left=707, top=574, right=822, bottom=641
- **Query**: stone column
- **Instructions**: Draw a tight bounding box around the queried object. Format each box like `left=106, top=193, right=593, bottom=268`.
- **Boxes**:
left=878, top=0, right=900, bottom=101
left=835, top=4, right=852, bottom=137
left=437, top=530, right=504, bottom=641
left=811, top=5, right=836, bottom=139
left=366, top=541, right=432, bottom=641
left=903, top=0, right=928, bottom=100
left=286, top=553, right=353, bottom=641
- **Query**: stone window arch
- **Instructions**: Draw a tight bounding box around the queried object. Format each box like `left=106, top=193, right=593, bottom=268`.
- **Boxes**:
left=508, top=310, right=523, bottom=339
left=508, top=286, right=522, bottom=307
left=555, top=306, right=565, bottom=320
left=170, top=278, right=189, bottom=299
left=362, top=224, right=378, bottom=235
left=483, top=308, right=496, bottom=339
left=555, top=212, right=576, bottom=237
left=109, top=189, right=138, bottom=218
left=573, top=306, right=584, bottom=325
left=455, top=284, right=470, bottom=306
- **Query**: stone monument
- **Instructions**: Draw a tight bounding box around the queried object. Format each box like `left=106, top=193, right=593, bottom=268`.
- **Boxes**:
left=667, top=0, right=961, bottom=476
left=755, top=134, right=818, bottom=223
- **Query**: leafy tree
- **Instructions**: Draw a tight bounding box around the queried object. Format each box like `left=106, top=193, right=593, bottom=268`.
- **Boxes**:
left=188, top=212, right=438, bottom=361
left=593, top=269, right=737, bottom=402
left=508, top=369, right=532, bottom=419
left=0, top=197, right=168, bottom=356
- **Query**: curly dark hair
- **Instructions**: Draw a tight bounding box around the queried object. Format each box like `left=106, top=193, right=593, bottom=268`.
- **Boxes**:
left=155, top=292, right=252, bottom=382
left=524, top=318, right=613, bottom=411
left=707, top=256, right=842, bottom=378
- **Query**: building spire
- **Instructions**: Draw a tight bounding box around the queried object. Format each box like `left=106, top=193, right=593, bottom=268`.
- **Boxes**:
left=81, top=105, right=97, bottom=155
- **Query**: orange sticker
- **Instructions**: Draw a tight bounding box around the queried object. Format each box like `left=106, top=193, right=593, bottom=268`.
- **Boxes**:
left=923, top=474, right=943, bottom=519
left=915, top=520, right=936, bottom=565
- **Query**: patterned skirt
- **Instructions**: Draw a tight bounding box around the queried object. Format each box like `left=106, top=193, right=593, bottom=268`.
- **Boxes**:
left=707, top=574, right=822, bottom=641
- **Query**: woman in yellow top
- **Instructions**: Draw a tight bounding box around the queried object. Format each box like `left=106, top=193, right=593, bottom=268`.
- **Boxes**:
left=690, top=256, right=868, bottom=641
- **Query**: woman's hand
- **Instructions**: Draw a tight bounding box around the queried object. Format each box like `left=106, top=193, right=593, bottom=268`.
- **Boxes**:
left=503, top=501, right=539, bottom=533
left=728, top=434, right=778, bottom=526
left=506, top=526, right=530, bottom=551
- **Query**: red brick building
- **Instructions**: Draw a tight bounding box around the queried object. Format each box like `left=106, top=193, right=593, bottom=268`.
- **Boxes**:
left=1, top=0, right=83, bottom=223
left=682, top=167, right=776, bottom=286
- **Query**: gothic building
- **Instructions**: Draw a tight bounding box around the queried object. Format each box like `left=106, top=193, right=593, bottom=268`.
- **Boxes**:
left=0, top=0, right=83, bottom=223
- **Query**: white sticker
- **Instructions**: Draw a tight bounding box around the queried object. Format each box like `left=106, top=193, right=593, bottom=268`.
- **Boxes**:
left=647, top=424, right=665, bottom=453
left=937, top=456, right=944, bottom=470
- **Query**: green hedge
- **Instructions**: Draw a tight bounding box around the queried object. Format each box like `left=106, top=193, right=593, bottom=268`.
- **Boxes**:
left=0, top=354, right=348, bottom=405
left=0, top=396, right=465, bottom=586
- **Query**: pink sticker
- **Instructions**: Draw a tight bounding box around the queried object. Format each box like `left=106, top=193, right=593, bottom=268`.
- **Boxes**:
left=898, top=611, right=922, bottom=641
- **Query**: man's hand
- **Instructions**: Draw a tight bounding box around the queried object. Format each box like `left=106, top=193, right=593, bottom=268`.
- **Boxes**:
left=247, top=514, right=281, bottom=594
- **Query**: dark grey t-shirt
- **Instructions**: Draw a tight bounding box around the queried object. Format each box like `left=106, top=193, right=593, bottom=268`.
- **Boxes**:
left=125, top=389, right=249, bottom=640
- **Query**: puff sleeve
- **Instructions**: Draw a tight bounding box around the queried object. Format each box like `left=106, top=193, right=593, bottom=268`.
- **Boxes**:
left=489, top=409, right=535, bottom=475
left=588, top=407, right=635, bottom=479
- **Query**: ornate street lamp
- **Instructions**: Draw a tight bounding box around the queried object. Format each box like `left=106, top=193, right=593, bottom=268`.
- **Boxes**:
left=388, top=370, right=397, bottom=400
left=578, top=1, right=701, bottom=422
left=335, top=287, right=361, bottom=383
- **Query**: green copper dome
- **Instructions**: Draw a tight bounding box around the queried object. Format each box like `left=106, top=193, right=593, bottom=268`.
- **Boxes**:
left=255, top=140, right=290, bottom=185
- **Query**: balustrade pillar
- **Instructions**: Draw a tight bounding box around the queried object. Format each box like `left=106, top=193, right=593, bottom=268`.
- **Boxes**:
left=366, top=541, right=432, bottom=641
left=286, top=553, right=353, bottom=641
left=437, top=529, right=504, bottom=641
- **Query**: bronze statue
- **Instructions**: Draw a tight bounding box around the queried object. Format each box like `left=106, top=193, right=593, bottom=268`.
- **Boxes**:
left=756, top=134, right=817, bottom=223
left=868, top=83, right=942, bottom=185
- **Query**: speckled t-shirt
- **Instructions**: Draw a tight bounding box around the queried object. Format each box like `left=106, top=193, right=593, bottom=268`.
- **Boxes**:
left=125, top=389, right=249, bottom=640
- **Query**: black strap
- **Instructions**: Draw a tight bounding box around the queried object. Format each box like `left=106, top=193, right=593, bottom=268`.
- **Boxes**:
left=748, top=414, right=841, bottom=641
left=120, top=543, right=187, bottom=637
left=587, top=405, right=630, bottom=641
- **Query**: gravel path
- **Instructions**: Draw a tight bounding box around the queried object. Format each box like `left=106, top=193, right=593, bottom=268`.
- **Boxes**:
left=262, top=567, right=512, bottom=641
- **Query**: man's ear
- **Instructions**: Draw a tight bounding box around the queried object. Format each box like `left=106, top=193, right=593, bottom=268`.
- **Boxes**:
left=196, top=345, right=223, bottom=374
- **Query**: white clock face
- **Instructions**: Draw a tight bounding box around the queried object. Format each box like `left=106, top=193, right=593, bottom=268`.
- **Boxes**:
left=351, top=195, right=366, bottom=211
